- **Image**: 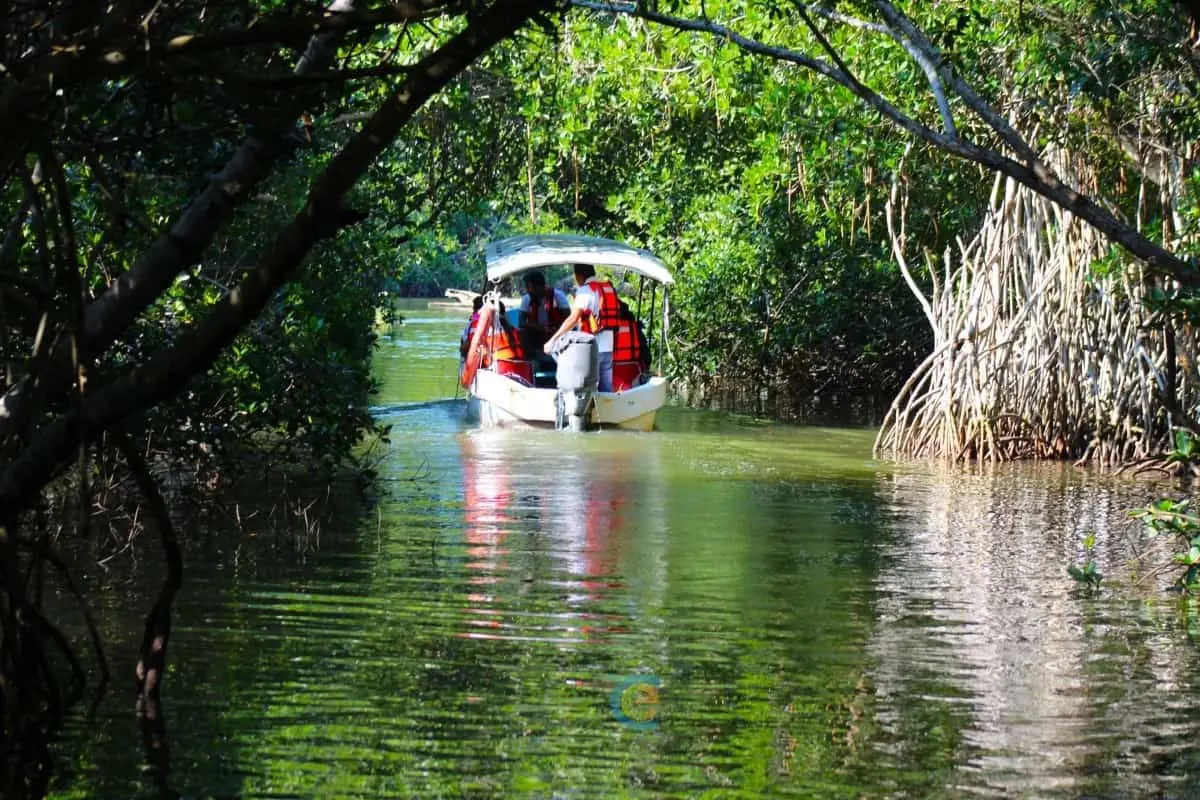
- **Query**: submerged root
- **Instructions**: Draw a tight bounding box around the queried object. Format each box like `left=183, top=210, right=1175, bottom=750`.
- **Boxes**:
left=877, top=146, right=1197, bottom=468
left=0, top=528, right=106, bottom=799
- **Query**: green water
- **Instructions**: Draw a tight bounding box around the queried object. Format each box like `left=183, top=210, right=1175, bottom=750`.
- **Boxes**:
left=49, top=301, right=1200, bottom=798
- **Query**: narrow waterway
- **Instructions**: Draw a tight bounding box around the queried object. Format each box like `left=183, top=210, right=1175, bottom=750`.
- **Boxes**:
left=50, top=301, right=1200, bottom=798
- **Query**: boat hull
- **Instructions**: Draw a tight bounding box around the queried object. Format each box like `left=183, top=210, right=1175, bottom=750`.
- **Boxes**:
left=467, top=369, right=666, bottom=431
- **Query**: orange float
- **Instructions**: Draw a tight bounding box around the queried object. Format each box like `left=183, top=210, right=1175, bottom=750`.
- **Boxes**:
left=459, top=303, right=493, bottom=388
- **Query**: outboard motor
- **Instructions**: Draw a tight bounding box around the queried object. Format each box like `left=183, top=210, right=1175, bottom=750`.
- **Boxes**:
left=551, top=332, right=598, bottom=431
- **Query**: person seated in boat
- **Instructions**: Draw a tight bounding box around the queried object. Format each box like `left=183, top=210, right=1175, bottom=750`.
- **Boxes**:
left=544, top=264, right=619, bottom=393
left=518, top=270, right=570, bottom=354
left=614, top=300, right=651, bottom=374
left=459, top=295, right=484, bottom=359
left=633, top=309, right=650, bottom=373
left=480, top=301, right=526, bottom=367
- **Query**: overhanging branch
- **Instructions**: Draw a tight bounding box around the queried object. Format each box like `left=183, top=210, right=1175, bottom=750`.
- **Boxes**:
left=0, top=0, right=557, bottom=519
left=212, top=63, right=416, bottom=89
left=0, top=0, right=362, bottom=443
left=0, top=2, right=474, bottom=159
left=568, top=0, right=1199, bottom=286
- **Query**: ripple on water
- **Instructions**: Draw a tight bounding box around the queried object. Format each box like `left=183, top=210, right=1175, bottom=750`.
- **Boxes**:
left=46, top=321, right=1200, bottom=798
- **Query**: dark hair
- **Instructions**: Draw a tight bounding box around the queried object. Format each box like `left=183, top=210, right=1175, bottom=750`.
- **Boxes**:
left=472, top=295, right=483, bottom=312
left=574, top=264, right=596, bottom=281
left=497, top=302, right=517, bottom=336
left=524, top=271, right=546, bottom=289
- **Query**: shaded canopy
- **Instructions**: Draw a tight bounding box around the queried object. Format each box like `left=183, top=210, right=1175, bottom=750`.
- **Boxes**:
left=485, top=234, right=674, bottom=285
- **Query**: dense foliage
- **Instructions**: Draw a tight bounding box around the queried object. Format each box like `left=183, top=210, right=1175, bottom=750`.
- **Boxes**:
left=1, top=2, right=557, bottom=795
left=3, top=0, right=1200, bottom=794
left=7, top=0, right=1189, bottom=488
left=379, top=8, right=962, bottom=419
left=518, top=11, right=943, bottom=419
left=378, top=0, right=1200, bottom=421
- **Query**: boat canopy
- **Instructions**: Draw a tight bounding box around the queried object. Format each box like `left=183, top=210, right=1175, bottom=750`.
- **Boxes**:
left=485, top=234, right=674, bottom=286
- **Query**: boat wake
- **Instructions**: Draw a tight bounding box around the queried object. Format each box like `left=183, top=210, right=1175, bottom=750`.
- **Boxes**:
left=369, top=398, right=468, bottom=417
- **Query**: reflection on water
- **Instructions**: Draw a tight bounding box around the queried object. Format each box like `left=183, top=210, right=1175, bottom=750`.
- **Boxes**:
left=372, top=301, right=470, bottom=407
left=457, top=430, right=667, bottom=651
left=47, top=305, right=1200, bottom=798
left=870, top=464, right=1200, bottom=798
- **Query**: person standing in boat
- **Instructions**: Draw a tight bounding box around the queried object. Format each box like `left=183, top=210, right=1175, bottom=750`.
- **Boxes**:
left=544, top=264, right=620, bottom=392
left=518, top=270, right=569, bottom=354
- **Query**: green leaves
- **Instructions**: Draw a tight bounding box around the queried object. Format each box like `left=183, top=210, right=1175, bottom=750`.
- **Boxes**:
left=1067, top=562, right=1103, bottom=588
left=1131, top=498, right=1200, bottom=592
left=1067, top=531, right=1103, bottom=589
left=1168, top=429, right=1197, bottom=465
left=1143, top=285, right=1200, bottom=326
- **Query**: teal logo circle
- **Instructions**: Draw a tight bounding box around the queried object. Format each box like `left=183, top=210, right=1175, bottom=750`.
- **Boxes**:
left=609, top=675, right=660, bottom=730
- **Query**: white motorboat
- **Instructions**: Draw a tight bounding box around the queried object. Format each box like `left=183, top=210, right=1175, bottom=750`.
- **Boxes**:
left=428, top=288, right=520, bottom=311
left=460, top=234, right=673, bottom=431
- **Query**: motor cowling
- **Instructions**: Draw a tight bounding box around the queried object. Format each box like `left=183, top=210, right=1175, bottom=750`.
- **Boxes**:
left=551, top=332, right=598, bottom=430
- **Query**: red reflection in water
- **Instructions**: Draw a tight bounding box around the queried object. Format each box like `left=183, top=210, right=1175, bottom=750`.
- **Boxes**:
left=460, top=435, right=513, bottom=631
left=456, top=434, right=633, bottom=644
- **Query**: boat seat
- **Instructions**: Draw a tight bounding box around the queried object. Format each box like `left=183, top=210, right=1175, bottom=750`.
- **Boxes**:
left=530, top=353, right=558, bottom=389
left=496, top=359, right=534, bottom=386
left=611, top=361, right=644, bottom=392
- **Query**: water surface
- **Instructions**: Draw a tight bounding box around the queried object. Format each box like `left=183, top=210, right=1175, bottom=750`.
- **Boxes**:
left=50, top=301, right=1200, bottom=799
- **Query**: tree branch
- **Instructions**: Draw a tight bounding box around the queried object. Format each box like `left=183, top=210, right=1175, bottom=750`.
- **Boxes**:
left=0, top=0, right=357, bottom=443
left=0, top=0, right=556, bottom=519
left=111, top=431, right=181, bottom=705
left=127, top=1, right=475, bottom=60
left=214, top=63, right=416, bottom=89
left=0, top=2, right=471, bottom=171
left=866, top=0, right=957, bottom=136
left=791, top=1, right=957, bottom=135
left=791, top=1, right=887, bottom=33
left=568, top=0, right=1199, bottom=286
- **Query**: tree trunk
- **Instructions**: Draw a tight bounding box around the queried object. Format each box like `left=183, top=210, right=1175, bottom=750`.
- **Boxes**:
left=0, top=0, right=555, bottom=520
left=0, top=1, right=359, bottom=443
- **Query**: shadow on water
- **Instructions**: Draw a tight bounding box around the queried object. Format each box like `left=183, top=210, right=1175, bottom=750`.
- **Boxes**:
left=44, top=303, right=1200, bottom=799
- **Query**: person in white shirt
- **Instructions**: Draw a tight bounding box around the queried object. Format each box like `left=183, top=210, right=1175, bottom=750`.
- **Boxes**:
left=544, top=264, right=620, bottom=392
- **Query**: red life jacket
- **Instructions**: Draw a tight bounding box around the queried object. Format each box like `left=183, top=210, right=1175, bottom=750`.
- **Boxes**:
left=540, top=292, right=568, bottom=330
left=465, top=312, right=481, bottom=341
left=482, top=325, right=525, bottom=366
left=581, top=280, right=621, bottom=334
left=612, top=319, right=643, bottom=363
